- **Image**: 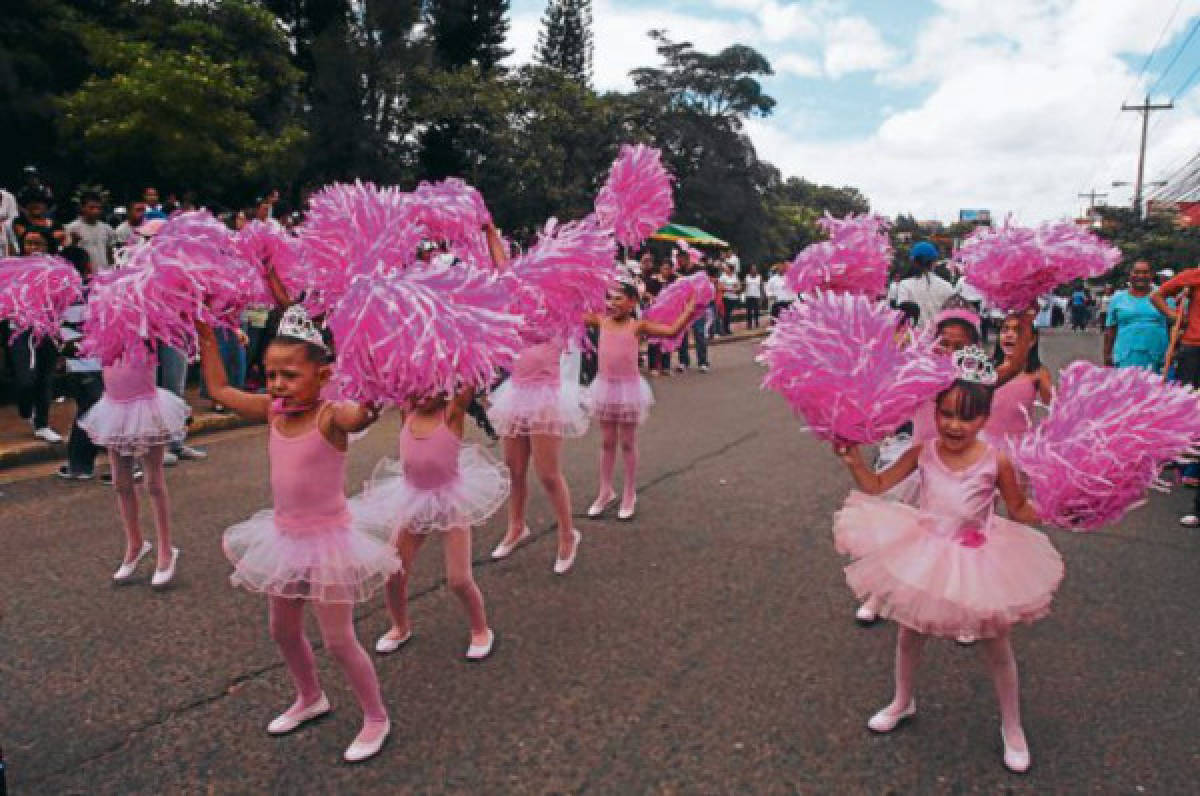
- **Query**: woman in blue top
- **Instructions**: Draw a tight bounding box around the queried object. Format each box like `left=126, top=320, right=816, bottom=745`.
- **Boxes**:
left=1104, top=261, right=1171, bottom=371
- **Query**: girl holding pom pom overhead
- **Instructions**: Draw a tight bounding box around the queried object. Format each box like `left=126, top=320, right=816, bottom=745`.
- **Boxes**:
left=832, top=348, right=1062, bottom=774
left=196, top=310, right=400, bottom=764
left=583, top=282, right=696, bottom=521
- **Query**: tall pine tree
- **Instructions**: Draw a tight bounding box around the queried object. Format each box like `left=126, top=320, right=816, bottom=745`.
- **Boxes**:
left=534, top=0, right=592, bottom=84
left=425, top=0, right=512, bottom=73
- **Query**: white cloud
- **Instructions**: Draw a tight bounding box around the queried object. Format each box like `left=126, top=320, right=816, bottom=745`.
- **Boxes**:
left=775, top=53, right=822, bottom=78
left=823, top=16, right=899, bottom=78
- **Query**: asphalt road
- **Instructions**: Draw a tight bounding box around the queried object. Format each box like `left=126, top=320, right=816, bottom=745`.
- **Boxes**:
left=2, top=328, right=1198, bottom=793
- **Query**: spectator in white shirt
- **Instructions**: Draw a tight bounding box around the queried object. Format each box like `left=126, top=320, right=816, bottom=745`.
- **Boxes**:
left=894, top=241, right=954, bottom=327
left=114, top=199, right=147, bottom=247
left=718, top=264, right=740, bottom=335
left=0, top=186, right=18, bottom=255
left=743, top=265, right=763, bottom=329
left=766, top=261, right=798, bottom=321
left=65, top=190, right=117, bottom=272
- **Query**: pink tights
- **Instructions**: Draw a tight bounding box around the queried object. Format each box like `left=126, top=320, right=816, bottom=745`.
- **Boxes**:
left=110, top=446, right=173, bottom=569
left=384, top=529, right=489, bottom=643
left=268, top=596, right=387, bottom=726
left=887, top=626, right=1025, bottom=743
left=503, top=434, right=574, bottom=550
left=597, top=421, right=639, bottom=507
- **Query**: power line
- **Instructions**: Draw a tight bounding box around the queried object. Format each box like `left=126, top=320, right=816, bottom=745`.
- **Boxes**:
left=1131, top=0, right=1185, bottom=100
left=1149, top=13, right=1200, bottom=96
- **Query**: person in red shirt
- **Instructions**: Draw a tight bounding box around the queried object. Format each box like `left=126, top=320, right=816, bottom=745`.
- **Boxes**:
left=1151, top=268, right=1200, bottom=526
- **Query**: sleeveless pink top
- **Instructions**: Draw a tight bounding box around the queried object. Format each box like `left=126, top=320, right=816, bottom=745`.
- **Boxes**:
left=103, top=360, right=157, bottom=402
left=597, top=326, right=639, bottom=380
left=269, top=406, right=351, bottom=535
left=918, top=443, right=997, bottom=537
left=985, top=375, right=1036, bottom=438
left=399, top=412, right=460, bottom=490
left=511, top=341, right=561, bottom=386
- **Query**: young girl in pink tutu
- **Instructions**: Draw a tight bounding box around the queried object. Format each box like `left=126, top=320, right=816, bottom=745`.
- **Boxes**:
left=196, top=309, right=401, bottom=764
left=358, top=386, right=510, bottom=660
left=583, top=283, right=695, bottom=520
left=78, top=350, right=189, bottom=586
left=833, top=347, right=1063, bottom=774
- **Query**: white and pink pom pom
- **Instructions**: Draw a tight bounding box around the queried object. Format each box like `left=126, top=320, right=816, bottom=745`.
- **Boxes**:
left=786, top=213, right=891, bottom=297
left=327, top=262, right=523, bottom=405
left=233, top=220, right=304, bottom=300
left=595, top=144, right=674, bottom=249
left=644, top=272, right=716, bottom=353
left=0, top=255, right=82, bottom=342
left=759, top=292, right=956, bottom=444
left=410, top=178, right=494, bottom=269
left=954, top=221, right=1120, bottom=312
left=507, top=215, right=618, bottom=346
left=1006, top=361, right=1200, bottom=531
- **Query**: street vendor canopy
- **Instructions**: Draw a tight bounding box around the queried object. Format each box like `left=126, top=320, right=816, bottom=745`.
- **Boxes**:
left=649, top=224, right=729, bottom=247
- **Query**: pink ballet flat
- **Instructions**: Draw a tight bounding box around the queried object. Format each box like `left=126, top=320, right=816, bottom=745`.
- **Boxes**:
left=617, top=495, right=637, bottom=521
left=491, top=526, right=532, bottom=560
left=553, top=529, right=582, bottom=575
left=1002, top=727, right=1031, bottom=773
left=374, top=629, right=413, bottom=655
left=267, top=693, right=331, bottom=735
left=587, top=492, right=617, bottom=518
left=344, top=718, right=390, bottom=763
left=466, top=628, right=496, bottom=661
left=867, top=699, right=916, bottom=733
left=112, top=541, right=152, bottom=582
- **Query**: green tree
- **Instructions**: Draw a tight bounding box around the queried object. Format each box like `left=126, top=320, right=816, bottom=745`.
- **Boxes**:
left=535, top=0, right=593, bottom=85
left=1093, top=205, right=1200, bottom=282
left=425, top=0, right=512, bottom=73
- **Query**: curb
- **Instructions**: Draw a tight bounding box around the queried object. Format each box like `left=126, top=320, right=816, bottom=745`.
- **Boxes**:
left=0, top=410, right=260, bottom=471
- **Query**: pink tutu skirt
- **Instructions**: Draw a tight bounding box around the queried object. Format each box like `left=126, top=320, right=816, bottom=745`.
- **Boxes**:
left=353, top=446, right=511, bottom=536
left=836, top=494, right=1064, bottom=639
left=487, top=379, right=589, bottom=438
left=582, top=375, right=655, bottom=424
left=77, top=389, right=189, bottom=456
left=223, top=508, right=402, bottom=603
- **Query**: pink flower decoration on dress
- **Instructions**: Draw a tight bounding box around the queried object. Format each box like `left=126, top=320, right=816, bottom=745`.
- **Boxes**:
left=955, top=523, right=988, bottom=548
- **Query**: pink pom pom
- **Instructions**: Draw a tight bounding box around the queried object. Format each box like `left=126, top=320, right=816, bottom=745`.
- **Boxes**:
left=643, top=272, right=715, bottom=353
left=507, top=215, right=619, bottom=345
left=759, top=292, right=956, bottom=444
left=410, top=178, right=493, bottom=269
left=954, top=221, right=1120, bottom=312
left=0, top=255, right=82, bottom=342
left=233, top=220, right=304, bottom=300
left=327, top=261, right=523, bottom=404
left=786, top=213, right=891, bottom=297
left=1006, top=362, right=1200, bottom=531
left=297, top=181, right=426, bottom=313
left=595, top=144, right=674, bottom=249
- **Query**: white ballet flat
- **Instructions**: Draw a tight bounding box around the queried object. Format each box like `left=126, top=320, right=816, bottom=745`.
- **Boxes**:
left=112, top=541, right=152, bottom=582
left=465, top=628, right=496, bottom=661
left=344, top=719, right=390, bottom=763
left=267, top=693, right=331, bottom=735
left=587, top=493, right=616, bottom=518
left=1002, top=727, right=1031, bottom=773
left=553, top=529, right=582, bottom=575
left=491, top=526, right=532, bottom=560
left=617, top=496, right=637, bottom=521
left=374, top=629, right=413, bottom=655
left=855, top=603, right=878, bottom=624
left=867, top=699, right=916, bottom=733
left=151, top=547, right=180, bottom=588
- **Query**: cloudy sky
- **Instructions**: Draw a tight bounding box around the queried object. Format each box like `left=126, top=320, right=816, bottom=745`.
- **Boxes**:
left=507, top=0, right=1200, bottom=222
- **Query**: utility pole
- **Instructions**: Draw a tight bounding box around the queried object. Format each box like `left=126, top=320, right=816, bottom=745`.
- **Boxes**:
left=1122, top=95, right=1173, bottom=219
left=1077, top=189, right=1108, bottom=216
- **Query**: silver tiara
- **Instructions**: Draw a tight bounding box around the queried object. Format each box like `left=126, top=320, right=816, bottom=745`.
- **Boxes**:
left=277, top=305, right=328, bottom=350
left=953, top=345, right=996, bottom=385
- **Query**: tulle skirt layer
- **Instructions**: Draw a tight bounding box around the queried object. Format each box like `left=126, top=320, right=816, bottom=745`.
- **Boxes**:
left=837, top=493, right=1064, bottom=639
left=487, top=380, right=589, bottom=438
left=582, top=375, right=655, bottom=425
left=78, top=390, right=190, bottom=456
left=222, top=509, right=403, bottom=603
left=353, top=446, right=511, bottom=536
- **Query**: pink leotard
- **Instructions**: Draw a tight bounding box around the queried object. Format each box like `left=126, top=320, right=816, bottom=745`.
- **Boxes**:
left=398, top=412, right=461, bottom=491
left=985, top=374, right=1037, bottom=438
left=103, top=360, right=157, bottom=402
left=510, top=341, right=561, bottom=386
left=270, top=406, right=352, bottom=534
left=597, top=325, right=639, bottom=380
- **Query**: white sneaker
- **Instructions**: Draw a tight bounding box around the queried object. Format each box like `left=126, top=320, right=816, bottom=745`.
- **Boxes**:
left=162, top=451, right=180, bottom=466
left=34, top=427, right=63, bottom=443
left=699, top=364, right=710, bottom=373
left=177, top=445, right=207, bottom=461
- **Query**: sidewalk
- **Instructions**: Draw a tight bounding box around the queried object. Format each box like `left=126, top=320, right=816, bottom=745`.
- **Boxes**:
left=0, top=325, right=768, bottom=470
left=0, top=385, right=254, bottom=470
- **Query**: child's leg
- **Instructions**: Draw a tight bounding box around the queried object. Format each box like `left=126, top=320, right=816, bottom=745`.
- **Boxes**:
left=141, top=445, right=174, bottom=569
left=109, top=450, right=143, bottom=562
left=531, top=433, right=575, bottom=555
left=444, top=527, right=489, bottom=643
left=268, top=596, right=322, bottom=711
left=617, top=422, right=639, bottom=507
left=981, top=631, right=1026, bottom=748
left=313, top=600, right=388, bottom=737
left=890, top=625, right=926, bottom=710
left=594, top=420, right=618, bottom=502
left=382, top=531, right=425, bottom=639
left=501, top=435, right=532, bottom=540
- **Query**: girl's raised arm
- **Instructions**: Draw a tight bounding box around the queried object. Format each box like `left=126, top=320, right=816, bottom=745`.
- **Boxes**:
left=197, top=322, right=271, bottom=421
left=484, top=222, right=510, bottom=271
left=836, top=443, right=920, bottom=495
left=638, top=296, right=697, bottom=339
